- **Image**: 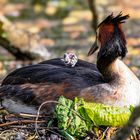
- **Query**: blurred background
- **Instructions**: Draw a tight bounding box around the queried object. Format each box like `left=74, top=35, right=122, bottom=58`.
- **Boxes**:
left=0, top=0, right=140, bottom=81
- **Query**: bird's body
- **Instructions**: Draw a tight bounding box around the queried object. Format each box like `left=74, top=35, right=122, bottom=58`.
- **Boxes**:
left=0, top=59, right=104, bottom=114
left=1, top=13, right=140, bottom=114
left=2, top=58, right=103, bottom=86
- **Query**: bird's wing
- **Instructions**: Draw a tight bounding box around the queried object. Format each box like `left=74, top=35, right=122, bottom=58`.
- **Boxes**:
left=2, top=59, right=103, bottom=86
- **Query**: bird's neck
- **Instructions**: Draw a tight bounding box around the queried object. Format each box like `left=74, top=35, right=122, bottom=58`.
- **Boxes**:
left=97, top=58, right=122, bottom=83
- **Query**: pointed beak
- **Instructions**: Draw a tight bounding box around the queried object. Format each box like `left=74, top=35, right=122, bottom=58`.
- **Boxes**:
left=88, top=39, right=99, bottom=56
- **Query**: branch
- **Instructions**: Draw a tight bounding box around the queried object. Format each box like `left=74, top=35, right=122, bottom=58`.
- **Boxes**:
left=0, top=36, right=38, bottom=60
left=0, top=15, right=49, bottom=60
left=87, top=0, right=98, bottom=32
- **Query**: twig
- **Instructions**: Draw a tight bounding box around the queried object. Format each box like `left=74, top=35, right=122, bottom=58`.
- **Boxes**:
left=0, top=120, right=45, bottom=127
left=35, top=101, right=59, bottom=139
left=19, top=113, right=51, bottom=118
left=9, top=125, right=59, bottom=130
left=5, top=113, right=51, bottom=120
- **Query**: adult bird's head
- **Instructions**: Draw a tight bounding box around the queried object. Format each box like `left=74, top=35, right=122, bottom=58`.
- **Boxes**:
left=88, top=13, right=129, bottom=59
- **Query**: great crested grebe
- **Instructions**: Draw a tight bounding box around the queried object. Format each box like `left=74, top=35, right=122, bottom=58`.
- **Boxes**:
left=0, top=13, right=140, bottom=114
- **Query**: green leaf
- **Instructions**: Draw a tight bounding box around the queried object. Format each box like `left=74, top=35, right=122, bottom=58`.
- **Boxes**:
left=59, top=130, right=75, bottom=140
left=79, top=102, right=133, bottom=127
left=55, top=96, right=133, bottom=138
left=55, top=96, right=92, bottom=138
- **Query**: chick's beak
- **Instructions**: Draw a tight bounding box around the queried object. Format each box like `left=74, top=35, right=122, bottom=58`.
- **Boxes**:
left=88, top=39, right=99, bottom=56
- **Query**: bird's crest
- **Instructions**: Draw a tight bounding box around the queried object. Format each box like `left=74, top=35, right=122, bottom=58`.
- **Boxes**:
left=98, top=12, right=129, bottom=28
left=88, top=13, right=129, bottom=56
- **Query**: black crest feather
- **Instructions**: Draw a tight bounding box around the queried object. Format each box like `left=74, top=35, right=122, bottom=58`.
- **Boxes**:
left=98, top=12, right=129, bottom=27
